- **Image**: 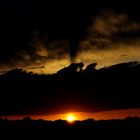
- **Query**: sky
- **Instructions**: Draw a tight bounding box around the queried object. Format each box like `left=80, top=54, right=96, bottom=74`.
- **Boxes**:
left=0, top=1, right=140, bottom=74
left=0, top=1, right=140, bottom=120
left=4, top=108, right=140, bottom=121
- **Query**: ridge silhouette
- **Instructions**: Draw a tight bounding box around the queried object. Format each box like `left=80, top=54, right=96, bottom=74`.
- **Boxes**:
left=0, top=117, right=140, bottom=138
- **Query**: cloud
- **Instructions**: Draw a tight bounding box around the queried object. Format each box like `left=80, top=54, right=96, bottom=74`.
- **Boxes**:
left=0, top=35, right=71, bottom=74
left=87, top=10, right=140, bottom=39
left=25, top=38, right=70, bottom=74
left=76, top=10, right=140, bottom=68
left=1, top=10, right=140, bottom=74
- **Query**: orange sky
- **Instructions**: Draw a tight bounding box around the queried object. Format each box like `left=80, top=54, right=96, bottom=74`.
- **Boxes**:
left=3, top=108, right=140, bottom=121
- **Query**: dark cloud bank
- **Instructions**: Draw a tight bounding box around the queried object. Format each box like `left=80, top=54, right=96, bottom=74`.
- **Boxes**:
left=0, top=61, right=140, bottom=116
left=1, top=10, right=140, bottom=74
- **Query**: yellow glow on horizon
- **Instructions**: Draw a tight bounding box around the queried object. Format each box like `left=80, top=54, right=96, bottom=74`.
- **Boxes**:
left=66, top=114, right=76, bottom=122
left=2, top=108, right=140, bottom=121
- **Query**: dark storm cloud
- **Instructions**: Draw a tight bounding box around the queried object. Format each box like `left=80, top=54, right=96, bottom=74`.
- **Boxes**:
left=0, top=61, right=140, bottom=115
left=0, top=1, right=140, bottom=117
left=77, top=10, right=140, bottom=68
left=0, top=2, right=140, bottom=74
left=83, top=10, right=140, bottom=49
left=0, top=32, right=70, bottom=74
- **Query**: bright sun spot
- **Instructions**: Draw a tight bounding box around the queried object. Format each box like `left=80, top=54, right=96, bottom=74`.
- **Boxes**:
left=66, top=114, right=75, bottom=122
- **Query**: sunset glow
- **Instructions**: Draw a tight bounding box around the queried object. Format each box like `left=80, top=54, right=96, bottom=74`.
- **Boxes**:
left=2, top=108, right=140, bottom=121
left=66, top=114, right=76, bottom=122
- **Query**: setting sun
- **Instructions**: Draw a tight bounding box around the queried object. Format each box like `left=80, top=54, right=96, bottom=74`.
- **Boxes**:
left=66, top=114, right=75, bottom=122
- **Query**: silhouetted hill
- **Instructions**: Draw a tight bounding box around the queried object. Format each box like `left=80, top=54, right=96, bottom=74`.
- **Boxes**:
left=0, top=117, right=140, bottom=138
left=0, top=61, right=140, bottom=115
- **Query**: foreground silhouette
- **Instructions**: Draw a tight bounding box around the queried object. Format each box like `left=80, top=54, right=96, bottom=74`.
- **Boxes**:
left=0, top=117, right=140, bottom=138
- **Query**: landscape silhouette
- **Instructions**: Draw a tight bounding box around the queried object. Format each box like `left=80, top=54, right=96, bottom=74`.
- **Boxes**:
left=0, top=116, right=140, bottom=138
